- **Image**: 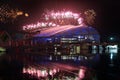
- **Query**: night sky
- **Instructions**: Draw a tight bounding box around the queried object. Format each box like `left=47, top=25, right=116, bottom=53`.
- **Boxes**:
left=0, top=0, right=120, bottom=37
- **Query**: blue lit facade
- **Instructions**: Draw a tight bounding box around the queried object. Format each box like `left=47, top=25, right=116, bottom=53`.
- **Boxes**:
left=33, top=26, right=100, bottom=43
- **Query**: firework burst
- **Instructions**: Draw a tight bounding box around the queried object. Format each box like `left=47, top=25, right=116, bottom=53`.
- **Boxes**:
left=22, top=9, right=96, bottom=31
left=0, top=4, right=24, bottom=23
left=84, top=9, right=96, bottom=25
left=23, top=10, right=84, bottom=31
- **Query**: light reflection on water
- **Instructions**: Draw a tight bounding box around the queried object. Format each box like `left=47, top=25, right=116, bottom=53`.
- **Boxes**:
left=0, top=45, right=120, bottom=80
left=22, top=63, right=94, bottom=80
left=21, top=46, right=119, bottom=79
left=48, top=55, right=88, bottom=61
left=19, top=54, right=98, bottom=79
left=23, top=66, right=59, bottom=79
left=0, top=51, right=5, bottom=56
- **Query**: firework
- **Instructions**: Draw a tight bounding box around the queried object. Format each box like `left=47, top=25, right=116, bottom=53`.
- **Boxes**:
left=84, top=9, right=96, bottom=25
left=23, top=22, right=59, bottom=30
left=0, top=4, right=24, bottom=22
left=43, top=10, right=82, bottom=25
left=22, top=9, right=96, bottom=31
left=23, top=10, right=84, bottom=31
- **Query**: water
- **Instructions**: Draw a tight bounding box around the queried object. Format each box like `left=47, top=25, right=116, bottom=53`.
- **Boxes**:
left=0, top=48, right=120, bottom=80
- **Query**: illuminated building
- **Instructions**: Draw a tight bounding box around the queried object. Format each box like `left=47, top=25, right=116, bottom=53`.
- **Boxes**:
left=32, top=25, right=100, bottom=43
left=14, top=10, right=100, bottom=55
left=22, top=10, right=100, bottom=44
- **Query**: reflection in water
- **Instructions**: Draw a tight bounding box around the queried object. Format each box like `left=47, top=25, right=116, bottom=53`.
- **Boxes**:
left=46, top=55, right=90, bottom=61
left=22, top=64, right=94, bottom=80
left=1, top=44, right=120, bottom=80
left=61, top=55, right=88, bottom=61
left=19, top=53, right=97, bottom=80
left=0, top=52, right=5, bottom=56
left=106, top=45, right=118, bottom=65
left=23, top=66, right=59, bottom=79
left=77, top=66, right=86, bottom=80
left=20, top=46, right=120, bottom=80
left=110, top=53, right=113, bottom=60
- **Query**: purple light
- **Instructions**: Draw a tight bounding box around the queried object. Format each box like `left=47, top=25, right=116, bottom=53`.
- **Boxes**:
left=22, top=10, right=84, bottom=31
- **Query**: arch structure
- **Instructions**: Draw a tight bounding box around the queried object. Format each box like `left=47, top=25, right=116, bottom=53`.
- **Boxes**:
left=32, top=25, right=100, bottom=43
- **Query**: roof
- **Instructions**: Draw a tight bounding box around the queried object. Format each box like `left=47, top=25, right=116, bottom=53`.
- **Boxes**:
left=34, top=25, right=99, bottom=37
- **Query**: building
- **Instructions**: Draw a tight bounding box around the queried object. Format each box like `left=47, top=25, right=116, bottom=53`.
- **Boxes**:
left=32, top=25, right=100, bottom=44
left=10, top=10, right=100, bottom=55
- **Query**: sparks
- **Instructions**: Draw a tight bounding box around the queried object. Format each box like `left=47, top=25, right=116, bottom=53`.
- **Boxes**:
left=84, top=9, right=96, bottom=25
left=23, top=10, right=85, bottom=31
left=0, top=4, right=24, bottom=23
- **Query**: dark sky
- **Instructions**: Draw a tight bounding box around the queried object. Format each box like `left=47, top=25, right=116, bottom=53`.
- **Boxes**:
left=0, top=0, right=120, bottom=36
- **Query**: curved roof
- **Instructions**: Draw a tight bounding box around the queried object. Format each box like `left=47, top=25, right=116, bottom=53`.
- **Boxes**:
left=34, top=25, right=99, bottom=37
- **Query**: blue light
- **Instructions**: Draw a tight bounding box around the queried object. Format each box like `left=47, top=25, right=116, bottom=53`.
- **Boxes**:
left=110, top=53, right=113, bottom=60
left=110, top=37, right=114, bottom=41
left=34, top=26, right=100, bottom=43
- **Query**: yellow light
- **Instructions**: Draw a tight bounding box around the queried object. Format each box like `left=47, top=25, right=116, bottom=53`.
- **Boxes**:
left=17, top=11, right=23, bottom=15
left=25, top=13, right=29, bottom=17
left=0, top=47, right=6, bottom=52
